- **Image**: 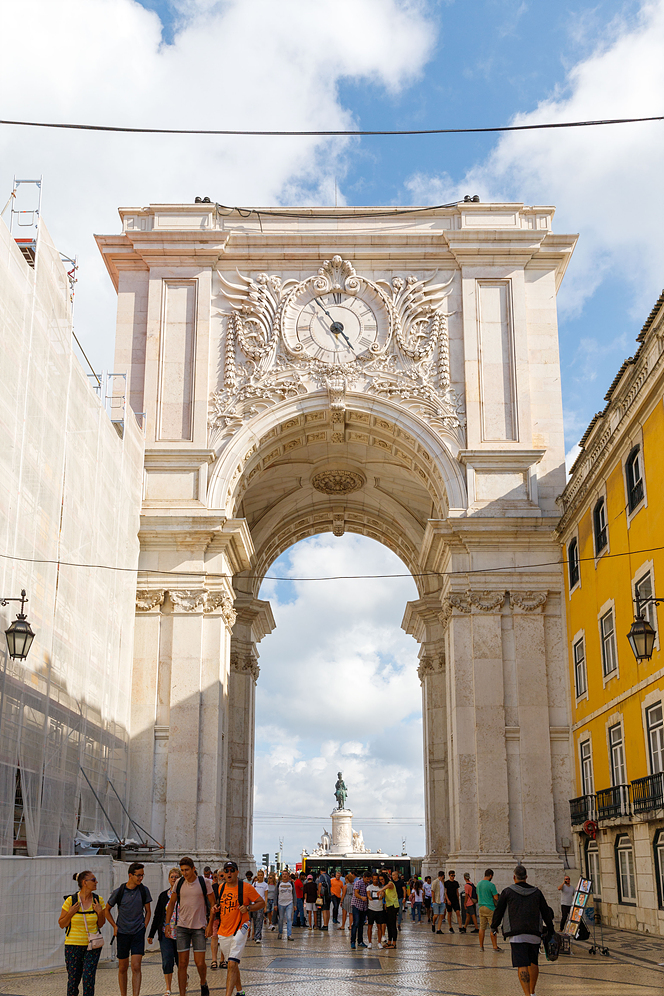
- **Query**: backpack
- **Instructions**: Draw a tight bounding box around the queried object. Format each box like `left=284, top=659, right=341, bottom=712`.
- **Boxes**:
left=217, top=880, right=244, bottom=935
left=176, top=875, right=211, bottom=917
left=543, top=929, right=562, bottom=962
left=112, top=882, right=149, bottom=911
left=470, top=883, right=478, bottom=903
left=64, top=892, right=100, bottom=937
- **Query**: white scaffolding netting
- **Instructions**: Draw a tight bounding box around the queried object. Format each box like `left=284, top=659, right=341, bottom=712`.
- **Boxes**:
left=0, top=216, right=144, bottom=857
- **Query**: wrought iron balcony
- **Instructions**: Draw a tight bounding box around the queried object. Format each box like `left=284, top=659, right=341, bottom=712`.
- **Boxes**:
left=632, top=771, right=664, bottom=814
left=569, top=794, right=596, bottom=825
left=596, top=783, right=632, bottom=820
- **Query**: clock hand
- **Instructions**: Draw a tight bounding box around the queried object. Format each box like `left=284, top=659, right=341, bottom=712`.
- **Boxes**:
left=312, top=296, right=334, bottom=323
left=337, top=328, right=355, bottom=353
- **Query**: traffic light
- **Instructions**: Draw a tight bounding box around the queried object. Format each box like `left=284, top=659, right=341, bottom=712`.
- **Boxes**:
left=262, top=853, right=269, bottom=867
left=275, top=852, right=280, bottom=867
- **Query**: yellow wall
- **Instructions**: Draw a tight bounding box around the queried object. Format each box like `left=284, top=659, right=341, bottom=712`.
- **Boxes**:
left=566, top=396, right=664, bottom=795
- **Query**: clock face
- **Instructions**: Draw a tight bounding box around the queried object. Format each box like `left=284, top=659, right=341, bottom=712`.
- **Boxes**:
left=283, top=286, right=390, bottom=364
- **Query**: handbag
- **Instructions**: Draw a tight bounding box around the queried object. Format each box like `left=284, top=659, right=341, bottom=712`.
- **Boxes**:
left=80, top=894, right=105, bottom=951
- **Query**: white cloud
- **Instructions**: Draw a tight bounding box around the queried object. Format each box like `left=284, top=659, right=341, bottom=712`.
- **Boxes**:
left=406, top=0, right=664, bottom=318
left=254, top=534, right=424, bottom=863
left=0, top=0, right=435, bottom=371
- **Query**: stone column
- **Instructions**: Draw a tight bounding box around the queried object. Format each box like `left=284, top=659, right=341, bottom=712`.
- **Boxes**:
left=225, top=594, right=275, bottom=871
left=330, top=809, right=353, bottom=854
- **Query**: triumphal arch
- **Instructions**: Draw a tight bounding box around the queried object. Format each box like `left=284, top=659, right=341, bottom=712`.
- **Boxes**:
left=97, top=201, right=576, bottom=889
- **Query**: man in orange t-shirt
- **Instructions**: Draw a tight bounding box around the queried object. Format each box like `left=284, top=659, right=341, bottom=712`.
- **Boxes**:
left=330, top=873, right=343, bottom=924
left=207, top=860, right=264, bottom=996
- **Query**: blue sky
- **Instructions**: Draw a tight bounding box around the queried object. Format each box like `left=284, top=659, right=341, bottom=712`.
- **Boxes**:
left=2, top=0, right=663, bottom=864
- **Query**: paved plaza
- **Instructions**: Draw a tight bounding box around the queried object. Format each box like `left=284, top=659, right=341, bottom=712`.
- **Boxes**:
left=2, top=919, right=663, bottom=996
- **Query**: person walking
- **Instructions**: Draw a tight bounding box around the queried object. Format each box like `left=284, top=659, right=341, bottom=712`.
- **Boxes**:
left=366, top=872, right=385, bottom=949
left=293, top=872, right=305, bottom=927
left=491, top=864, right=554, bottom=996
left=303, top=874, right=318, bottom=929
left=410, top=881, right=423, bottom=922
left=423, top=876, right=433, bottom=922
left=252, top=870, right=268, bottom=942
left=350, top=871, right=370, bottom=949
left=340, top=872, right=353, bottom=930
left=106, top=862, right=152, bottom=996
left=330, top=872, right=343, bottom=924
left=431, top=870, right=446, bottom=934
left=557, top=875, right=575, bottom=931
left=444, top=871, right=463, bottom=933
left=317, top=869, right=331, bottom=930
left=477, top=869, right=502, bottom=953
left=266, top=873, right=277, bottom=930
left=147, top=868, right=180, bottom=995
left=59, top=870, right=106, bottom=996
left=210, top=870, right=223, bottom=968
left=165, top=856, right=214, bottom=996
left=276, top=869, right=296, bottom=940
left=391, top=870, right=406, bottom=930
left=378, top=872, right=399, bottom=948
left=462, top=873, right=479, bottom=932
left=207, top=859, right=264, bottom=996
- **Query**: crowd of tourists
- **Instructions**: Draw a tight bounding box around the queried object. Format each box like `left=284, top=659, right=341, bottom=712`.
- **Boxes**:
left=59, top=859, right=560, bottom=996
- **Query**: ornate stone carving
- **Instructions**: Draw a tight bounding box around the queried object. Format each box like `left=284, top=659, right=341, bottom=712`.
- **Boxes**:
left=169, top=589, right=207, bottom=612
left=136, top=589, right=165, bottom=612
left=332, top=513, right=345, bottom=537
left=417, top=655, right=445, bottom=684
left=204, top=590, right=237, bottom=627
left=311, top=469, right=365, bottom=495
left=469, top=590, right=506, bottom=612
left=446, top=592, right=471, bottom=613
left=510, top=590, right=548, bottom=612
left=231, top=652, right=260, bottom=683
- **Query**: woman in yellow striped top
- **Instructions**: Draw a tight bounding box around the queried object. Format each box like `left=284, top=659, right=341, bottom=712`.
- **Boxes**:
left=59, top=870, right=106, bottom=996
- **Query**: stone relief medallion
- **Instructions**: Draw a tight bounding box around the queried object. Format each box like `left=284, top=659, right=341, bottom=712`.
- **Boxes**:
left=311, top=469, right=365, bottom=495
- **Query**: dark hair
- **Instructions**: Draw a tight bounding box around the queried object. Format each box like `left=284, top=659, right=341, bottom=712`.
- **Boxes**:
left=514, top=864, right=528, bottom=881
left=245, top=870, right=253, bottom=880
left=363, top=870, right=372, bottom=878
left=204, top=866, right=212, bottom=875
left=484, top=868, right=494, bottom=878
left=448, top=870, right=455, bottom=876
left=128, top=862, right=144, bottom=876
left=75, top=870, right=94, bottom=888
left=179, top=856, right=195, bottom=869
left=438, top=870, right=445, bottom=876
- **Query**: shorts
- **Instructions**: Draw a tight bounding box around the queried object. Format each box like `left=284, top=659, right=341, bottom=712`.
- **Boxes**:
left=116, top=929, right=146, bottom=960
left=367, top=909, right=385, bottom=925
left=320, top=892, right=331, bottom=911
left=305, top=902, right=315, bottom=912
left=432, top=902, right=445, bottom=915
left=464, top=903, right=477, bottom=918
left=176, top=926, right=206, bottom=953
left=478, top=906, right=494, bottom=930
left=510, top=941, right=540, bottom=968
left=218, top=923, right=249, bottom=963
left=446, top=898, right=460, bottom=912
left=423, top=896, right=432, bottom=909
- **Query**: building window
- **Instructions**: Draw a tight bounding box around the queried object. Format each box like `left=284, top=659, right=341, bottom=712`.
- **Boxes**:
left=574, top=638, right=587, bottom=697
left=568, top=537, right=580, bottom=589
left=654, top=830, right=664, bottom=909
left=593, top=498, right=608, bottom=554
left=646, top=703, right=664, bottom=775
left=609, top=723, right=627, bottom=785
left=615, top=835, right=636, bottom=904
left=580, top=739, right=594, bottom=795
left=600, top=610, right=618, bottom=677
left=626, top=446, right=644, bottom=513
left=635, top=571, right=656, bottom=632
left=586, top=839, right=601, bottom=898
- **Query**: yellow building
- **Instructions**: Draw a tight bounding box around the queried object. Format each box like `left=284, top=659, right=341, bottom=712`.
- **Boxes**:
left=558, top=290, right=664, bottom=934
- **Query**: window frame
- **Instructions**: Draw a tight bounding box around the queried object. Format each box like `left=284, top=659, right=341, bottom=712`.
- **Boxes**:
left=580, top=738, right=594, bottom=796
left=654, top=829, right=664, bottom=909
left=600, top=606, right=618, bottom=680
left=615, top=834, right=637, bottom=905
left=633, top=566, right=659, bottom=653
left=593, top=496, right=608, bottom=557
left=609, top=723, right=627, bottom=787
left=626, top=445, right=645, bottom=516
left=646, top=702, right=664, bottom=775
left=585, top=838, right=601, bottom=898
left=573, top=636, right=587, bottom=699
left=568, top=536, right=580, bottom=592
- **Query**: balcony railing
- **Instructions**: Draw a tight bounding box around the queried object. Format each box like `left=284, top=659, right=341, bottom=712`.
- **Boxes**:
left=596, top=784, right=632, bottom=820
left=570, top=794, right=597, bottom=824
left=632, top=771, right=664, bottom=814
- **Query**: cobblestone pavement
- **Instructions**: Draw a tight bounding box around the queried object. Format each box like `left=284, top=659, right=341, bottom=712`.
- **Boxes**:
left=1, top=918, right=663, bottom=996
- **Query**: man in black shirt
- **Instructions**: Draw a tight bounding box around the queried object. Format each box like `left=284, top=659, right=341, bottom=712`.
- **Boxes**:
left=391, top=871, right=406, bottom=930
left=444, top=870, right=463, bottom=933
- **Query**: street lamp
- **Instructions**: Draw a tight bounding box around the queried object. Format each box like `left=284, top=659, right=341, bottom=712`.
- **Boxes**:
left=1, top=590, right=35, bottom=660
left=627, top=593, right=664, bottom=662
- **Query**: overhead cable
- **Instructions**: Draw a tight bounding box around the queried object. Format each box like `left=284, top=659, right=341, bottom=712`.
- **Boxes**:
left=0, top=114, right=662, bottom=138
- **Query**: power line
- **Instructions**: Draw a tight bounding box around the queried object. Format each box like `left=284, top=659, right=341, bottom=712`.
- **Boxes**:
left=2, top=542, right=664, bottom=582
left=0, top=114, right=662, bottom=138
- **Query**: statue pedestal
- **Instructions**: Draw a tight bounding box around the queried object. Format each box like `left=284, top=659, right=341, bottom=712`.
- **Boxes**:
left=330, top=808, right=353, bottom=854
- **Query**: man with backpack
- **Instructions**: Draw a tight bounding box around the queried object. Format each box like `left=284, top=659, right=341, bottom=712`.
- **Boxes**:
left=106, top=862, right=152, bottom=996
left=462, top=872, right=479, bottom=932
left=207, top=859, right=264, bottom=996
left=165, top=856, right=215, bottom=996
left=491, top=865, right=555, bottom=996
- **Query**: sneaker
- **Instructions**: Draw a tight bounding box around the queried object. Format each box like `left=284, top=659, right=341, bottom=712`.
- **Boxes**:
left=201, top=986, right=210, bottom=996
left=459, top=927, right=467, bottom=933
left=449, top=927, right=454, bottom=933
left=278, top=933, right=282, bottom=939
left=436, top=930, right=443, bottom=935
left=350, top=943, right=356, bottom=949
left=358, top=941, right=368, bottom=948
left=471, top=928, right=479, bottom=933
left=431, top=925, right=435, bottom=933
left=254, top=938, right=261, bottom=943
left=287, top=936, right=294, bottom=941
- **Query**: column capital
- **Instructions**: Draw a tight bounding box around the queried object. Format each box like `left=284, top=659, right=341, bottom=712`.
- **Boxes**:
left=230, top=650, right=260, bottom=683
left=509, top=589, right=548, bottom=612
left=135, top=589, right=165, bottom=612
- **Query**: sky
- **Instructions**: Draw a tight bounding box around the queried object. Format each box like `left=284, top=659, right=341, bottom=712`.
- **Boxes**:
left=2, top=0, right=663, bottom=864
